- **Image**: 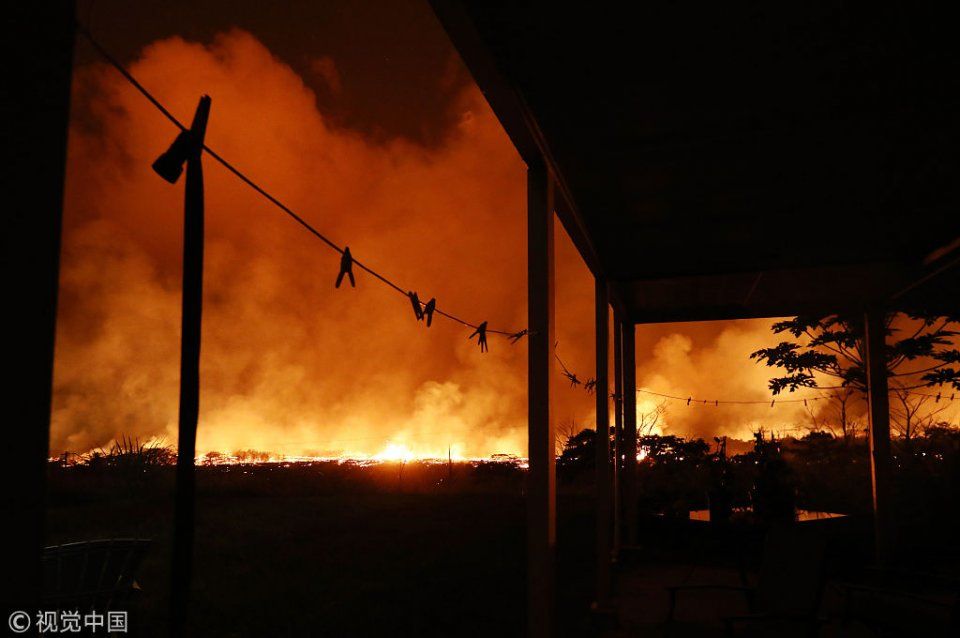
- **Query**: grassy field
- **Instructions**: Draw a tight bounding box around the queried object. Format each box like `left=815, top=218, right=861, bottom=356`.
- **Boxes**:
left=45, top=462, right=598, bottom=637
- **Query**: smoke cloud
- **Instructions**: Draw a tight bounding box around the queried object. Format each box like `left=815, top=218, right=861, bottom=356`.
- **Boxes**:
left=635, top=320, right=813, bottom=440
left=57, top=30, right=856, bottom=458
left=56, top=30, right=543, bottom=457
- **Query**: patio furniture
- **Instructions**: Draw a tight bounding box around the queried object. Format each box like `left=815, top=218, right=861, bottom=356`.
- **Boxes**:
left=42, top=539, right=151, bottom=611
left=833, top=568, right=959, bottom=637
left=666, top=525, right=827, bottom=637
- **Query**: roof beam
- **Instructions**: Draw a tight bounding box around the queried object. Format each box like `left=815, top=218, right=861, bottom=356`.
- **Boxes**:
left=620, top=262, right=914, bottom=324
left=429, top=0, right=605, bottom=281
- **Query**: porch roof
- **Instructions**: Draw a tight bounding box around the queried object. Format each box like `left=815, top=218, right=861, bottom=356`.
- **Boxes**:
left=431, top=2, right=960, bottom=322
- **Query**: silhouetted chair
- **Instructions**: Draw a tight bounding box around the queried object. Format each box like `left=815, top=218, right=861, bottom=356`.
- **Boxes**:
left=42, top=539, right=151, bottom=610
left=835, top=568, right=959, bottom=636
left=666, top=525, right=827, bottom=637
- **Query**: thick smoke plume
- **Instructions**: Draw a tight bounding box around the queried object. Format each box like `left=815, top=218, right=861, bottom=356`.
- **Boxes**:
left=56, top=31, right=542, bottom=457
left=635, top=320, right=814, bottom=440
left=57, top=31, right=870, bottom=458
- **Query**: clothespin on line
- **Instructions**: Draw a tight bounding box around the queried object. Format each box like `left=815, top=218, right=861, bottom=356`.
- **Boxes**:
left=508, top=329, right=529, bottom=344
left=423, top=298, right=436, bottom=327
left=408, top=291, right=424, bottom=321
left=336, top=246, right=355, bottom=288
left=469, top=321, right=489, bottom=353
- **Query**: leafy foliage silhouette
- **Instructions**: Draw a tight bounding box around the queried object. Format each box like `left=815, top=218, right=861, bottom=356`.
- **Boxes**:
left=751, top=313, right=960, bottom=395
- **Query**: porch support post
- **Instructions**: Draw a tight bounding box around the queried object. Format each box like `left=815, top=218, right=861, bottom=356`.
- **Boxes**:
left=612, top=312, right=624, bottom=557
left=527, top=160, right=556, bottom=638
left=593, top=279, right=611, bottom=606
left=3, top=1, right=74, bottom=617
left=622, top=321, right=638, bottom=546
left=864, top=308, right=895, bottom=565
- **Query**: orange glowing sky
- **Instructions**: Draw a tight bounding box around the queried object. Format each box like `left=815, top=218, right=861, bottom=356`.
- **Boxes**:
left=56, top=3, right=952, bottom=458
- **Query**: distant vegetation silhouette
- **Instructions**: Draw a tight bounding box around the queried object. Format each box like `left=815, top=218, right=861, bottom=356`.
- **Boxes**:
left=557, top=420, right=960, bottom=524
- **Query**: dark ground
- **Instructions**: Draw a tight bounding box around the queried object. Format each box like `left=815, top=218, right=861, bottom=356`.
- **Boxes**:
left=43, top=433, right=960, bottom=637
left=45, top=462, right=597, bottom=637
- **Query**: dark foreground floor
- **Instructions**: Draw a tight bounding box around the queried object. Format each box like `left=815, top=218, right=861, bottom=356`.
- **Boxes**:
left=44, top=462, right=959, bottom=636
left=45, top=476, right=597, bottom=637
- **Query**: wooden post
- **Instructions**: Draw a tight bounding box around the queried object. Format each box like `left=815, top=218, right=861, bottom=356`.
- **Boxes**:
left=622, top=321, right=638, bottom=546
left=593, top=280, right=612, bottom=607
left=170, top=96, right=211, bottom=636
left=864, top=308, right=895, bottom=565
left=3, top=1, right=74, bottom=618
left=612, top=312, right=623, bottom=557
left=527, top=161, right=555, bottom=638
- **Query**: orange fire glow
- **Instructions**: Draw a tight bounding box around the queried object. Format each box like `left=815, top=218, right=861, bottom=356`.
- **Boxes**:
left=54, top=30, right=878, bottom=460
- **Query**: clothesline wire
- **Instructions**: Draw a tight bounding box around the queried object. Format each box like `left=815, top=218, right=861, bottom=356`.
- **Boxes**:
left=76, top=24, right=518, bottom=338
left=553, top=350, right=957, bottom=406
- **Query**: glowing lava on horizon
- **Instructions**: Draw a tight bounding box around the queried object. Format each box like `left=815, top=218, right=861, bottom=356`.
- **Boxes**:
left=373, top=442, right=416, bottom=462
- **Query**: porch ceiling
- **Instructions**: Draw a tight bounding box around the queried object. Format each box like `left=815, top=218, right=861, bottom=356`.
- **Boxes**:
left=431, top=1, right=960, bottom=322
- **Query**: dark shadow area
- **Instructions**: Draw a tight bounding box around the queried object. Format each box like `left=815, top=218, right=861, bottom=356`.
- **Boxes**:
left=45, top=458, right=600, bottom=637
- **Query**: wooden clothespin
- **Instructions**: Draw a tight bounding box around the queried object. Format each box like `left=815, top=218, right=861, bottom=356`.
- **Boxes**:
left=336, top=247, right=355, bottom=288
left=469, top=321, right=489, bottom=353
left=408, top=292, right=424, bottom=320
left=508, top=329, right=529, bottom=344
left=423, top=298, right=436, bottom=327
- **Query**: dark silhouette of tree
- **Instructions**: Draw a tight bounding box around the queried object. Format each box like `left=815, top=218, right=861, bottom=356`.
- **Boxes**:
left=555, top=418, right=580, bottom=451
left=635, top=434, right=711, bottom=515
left=748, top=430, right=797, bottom=522
left=890, top=388, right=951, bottom=441
left=558, top=427, right=596, bottom=475
left=750, top=313, right=960, bottom=395
left=803, top=388, right=862, bottom=440
left=637, top=434, right=709, bottom=464
left=638, top=400, right=667, bottom=436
